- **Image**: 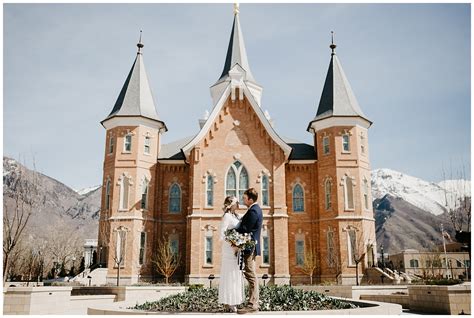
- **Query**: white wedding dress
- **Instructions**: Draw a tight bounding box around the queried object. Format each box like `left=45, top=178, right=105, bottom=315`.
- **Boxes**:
left=218, top=212, right=244, bottom=306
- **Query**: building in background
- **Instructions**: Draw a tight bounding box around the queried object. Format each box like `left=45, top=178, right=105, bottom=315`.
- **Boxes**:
left=97, top=5, right=376, bottom=285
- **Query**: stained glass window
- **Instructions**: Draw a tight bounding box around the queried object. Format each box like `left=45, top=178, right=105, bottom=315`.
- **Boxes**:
left=169, top=184, right=181, bottom=213
left=293, top=184, right=304, bottom=212
left=325, top=180, right=331, bottom=210
left=226, top=161, right=248, bottom=202
left=296, top=240, right=304, bottom=265
left=206, top=175, right=213, bottom=207
left=262, top=175, right=269, bottom=206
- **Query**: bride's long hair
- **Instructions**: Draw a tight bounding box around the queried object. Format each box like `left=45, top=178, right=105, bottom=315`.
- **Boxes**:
left=222, top=196, right=240, bottom=219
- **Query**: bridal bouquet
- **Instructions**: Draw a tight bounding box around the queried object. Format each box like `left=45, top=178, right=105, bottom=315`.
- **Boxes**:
left=224, top=229, right=256, bottom=270
left=224, top=229, right=256, bottom=250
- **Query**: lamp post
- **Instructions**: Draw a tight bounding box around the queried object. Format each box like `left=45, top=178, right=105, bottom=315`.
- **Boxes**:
left=98, top=246, right=103, bottom=268
left=72, top=256, right=76, bottom=277
left=208, top=274, right=215, bottom=288
left=52, top=259, right=58, bottom=279
left=89, top=245, right=94, bottom=268
left=262, top=274, right=269, bottom=286
left=381, top=246, right=385, bottom=269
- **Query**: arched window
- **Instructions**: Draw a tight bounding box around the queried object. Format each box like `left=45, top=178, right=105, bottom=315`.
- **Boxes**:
left=323, top=136, right=330, bottom=154
left=206, top=175, right=213, bottom=207
left=343, top=175, right=354, bottom=210
left=119, top=175, right=129, bottom=211
left=348, top=229, right=357, bottom=266
left=144, top=136, right=151, bottom=154
left=169, top=184, right=181, bottom=213
left=105, top=179, right=111, bottom=210
left=124, top=134, right=132, bottom=152
left=109, top=136, right=114, bottom=154
left=325, top=179, right=332, bottom=210
left=141, top=178, right=149, bottom=210
left=293, top=184, right=304, bottom=212
left=410, top=259, right=419, bottom=268
left=225, top=161, right=248, bottom=202
left=342, top=134, right=350, bottom=152
left=363, top=178, right=369, bottom=210
left=327, top=229, right=335, bottom=267
left=262, top=175, right=269, bottom=206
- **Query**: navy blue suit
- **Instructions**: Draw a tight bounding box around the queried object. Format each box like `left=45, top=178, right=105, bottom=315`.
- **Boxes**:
left=236, top=203, right=263, bottom=256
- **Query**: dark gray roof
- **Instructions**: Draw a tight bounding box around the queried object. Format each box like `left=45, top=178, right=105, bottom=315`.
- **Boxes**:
left=158, top=135, right=316, bottom=161
left=158, top=136, right=194, bottom=160
left=313, top=53, right=370, bottom=123
left=287, top=143, right=317, bottom=161
left=215, top=13, right=256, bottom=84
left=102, top=49, right=165, bottom=127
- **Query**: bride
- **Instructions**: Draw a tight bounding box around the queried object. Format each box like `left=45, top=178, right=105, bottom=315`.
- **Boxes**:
left=218, top=196, right=244, bottom=312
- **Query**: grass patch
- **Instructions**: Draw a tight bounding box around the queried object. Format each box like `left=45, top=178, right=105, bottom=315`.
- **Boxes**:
left=132, top=285, right=357, bottom=313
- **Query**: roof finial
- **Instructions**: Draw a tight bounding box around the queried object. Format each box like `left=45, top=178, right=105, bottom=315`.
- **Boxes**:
left=137, top=30, right=144, bottom=54
left=330, top=31, right=337, bottom=55
left=234, top=3, right=240, bottom=15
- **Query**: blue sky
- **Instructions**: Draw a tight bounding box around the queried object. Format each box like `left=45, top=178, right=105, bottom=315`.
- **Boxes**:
left=4, top=3, right=471, bottom=190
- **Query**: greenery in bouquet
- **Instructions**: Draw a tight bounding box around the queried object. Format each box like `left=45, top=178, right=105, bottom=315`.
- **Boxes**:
left=224, top=229, right=256, bottom=250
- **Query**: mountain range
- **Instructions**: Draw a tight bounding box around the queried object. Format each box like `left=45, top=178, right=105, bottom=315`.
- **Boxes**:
left=3, top=157, right=470, bottom=254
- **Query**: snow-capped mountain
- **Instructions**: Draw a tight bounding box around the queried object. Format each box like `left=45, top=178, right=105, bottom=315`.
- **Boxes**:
left=3, top=157, right=99, bottom=242
left=371, top=168, right=471, bottom=216
left=76, top=185, right=101, bottom=196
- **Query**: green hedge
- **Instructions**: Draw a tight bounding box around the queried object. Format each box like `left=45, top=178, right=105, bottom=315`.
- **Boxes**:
left=132, top=285, right=357, bottom=313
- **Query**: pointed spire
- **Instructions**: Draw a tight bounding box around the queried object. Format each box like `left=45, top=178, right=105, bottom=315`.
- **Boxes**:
left=137, top=30, right=144, bottom=54
left=216, top=4, right=256, bottom=83
left=330, top=31, right=336, bottom=55
left=308, top=35, right=371, bottom=129
left=101, top=36, right=166, bottom=130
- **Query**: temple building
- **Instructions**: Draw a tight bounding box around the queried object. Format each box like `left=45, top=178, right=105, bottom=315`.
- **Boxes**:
left=98, top=6, right=377, bottom=285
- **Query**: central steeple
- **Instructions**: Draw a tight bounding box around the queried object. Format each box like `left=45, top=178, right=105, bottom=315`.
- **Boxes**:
left=217, top=3, right=256, bottom=84
left=210, top=4, right=263, bottom=107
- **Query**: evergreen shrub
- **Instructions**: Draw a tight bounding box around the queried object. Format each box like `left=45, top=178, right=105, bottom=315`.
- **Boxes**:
left=132, top=285, right=357, bottom=313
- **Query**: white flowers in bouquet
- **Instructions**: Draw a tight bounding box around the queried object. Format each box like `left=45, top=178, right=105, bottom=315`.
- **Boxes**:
left=224, top=229, right=256, bottom=250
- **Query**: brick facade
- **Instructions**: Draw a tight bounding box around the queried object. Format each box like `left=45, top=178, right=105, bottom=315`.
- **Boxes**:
left=98, top=92, right=376, bottom=285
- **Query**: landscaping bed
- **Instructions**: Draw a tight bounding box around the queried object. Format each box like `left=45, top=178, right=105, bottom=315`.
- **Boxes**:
left=132, top=285, right=358, bottom=313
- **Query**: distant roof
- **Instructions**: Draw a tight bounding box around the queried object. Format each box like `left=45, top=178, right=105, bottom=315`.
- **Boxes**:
left=158, top=135, right=316, bottom=161
left=158, top=136, right=193, bottom=160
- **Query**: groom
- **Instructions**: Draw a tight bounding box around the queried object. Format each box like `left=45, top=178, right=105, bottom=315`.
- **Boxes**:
left=235, top=188, right=263, bottom=314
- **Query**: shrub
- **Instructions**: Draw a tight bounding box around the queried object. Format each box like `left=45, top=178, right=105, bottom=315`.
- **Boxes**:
left=187, top=284, right=204, bottom=291
left=132, top=285, right=357, bottom=313
left=424, top=278, right=462, bottom=286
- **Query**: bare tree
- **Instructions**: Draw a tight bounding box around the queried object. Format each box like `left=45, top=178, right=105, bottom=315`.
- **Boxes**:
left=326, top=230, right=344, bottom=285
left=441, top=163, right=471, bottom=255
left=301, top=239, right=318, bottom=285
left=349, top=229, right=367, bottom=286
left=3, top=158, right=40, bottom=282
left=44, top=220, right=83, bottom=270
left=110, top=226, right=128, bottom=286
left=152, top=236, right=181, bottom=284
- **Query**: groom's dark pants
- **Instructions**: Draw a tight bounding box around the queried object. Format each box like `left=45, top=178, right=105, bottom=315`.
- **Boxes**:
left=243, top=251, right=259, bottom=309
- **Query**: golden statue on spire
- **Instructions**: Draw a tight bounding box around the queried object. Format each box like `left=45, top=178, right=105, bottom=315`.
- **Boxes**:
left=234, top=3, right=240, bottom=15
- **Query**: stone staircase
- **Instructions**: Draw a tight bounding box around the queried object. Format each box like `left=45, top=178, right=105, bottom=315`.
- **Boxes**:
left=363, top=267, right=414, bottom=285
left=70, top=268, right=108, bottom=286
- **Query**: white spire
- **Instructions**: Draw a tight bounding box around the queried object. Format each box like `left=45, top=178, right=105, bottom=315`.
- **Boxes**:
left=210, top=5, right=263, bottom=107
